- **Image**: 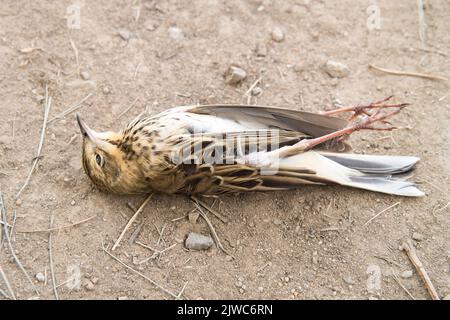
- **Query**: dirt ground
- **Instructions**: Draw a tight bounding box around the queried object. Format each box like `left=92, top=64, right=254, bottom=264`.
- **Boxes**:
left=0, top=0, right=448, bottom=300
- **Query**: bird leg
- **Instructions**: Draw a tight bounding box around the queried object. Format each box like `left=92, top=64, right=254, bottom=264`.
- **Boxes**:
left=278, top=104, right=408, bottom=157
left=321, top=96, right=410, bottom=121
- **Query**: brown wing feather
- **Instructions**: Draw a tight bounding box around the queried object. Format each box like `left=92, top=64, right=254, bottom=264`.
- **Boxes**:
left=187, top=104, right=348, bottom=137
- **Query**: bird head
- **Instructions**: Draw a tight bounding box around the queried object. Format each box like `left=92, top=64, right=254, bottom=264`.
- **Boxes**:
left=76, top=114, right=140, bottom=193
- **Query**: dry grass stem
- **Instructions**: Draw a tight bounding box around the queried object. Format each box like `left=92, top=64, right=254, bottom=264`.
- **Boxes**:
left=48, top=92, right=93, bottom=124
left=102, top=243, right=180, bottom=299
left=363, top=202, right=400, bottom=226
left=112, top=194, right=153, bottom=251
left=17, top=215, right=96, bottom=233
left=1, top=194, right=39, bottom=295
left=16, top=85, right=52, bottom=199
left=369, top=64, right=448, bottom=82
left=48, top=215, right=59, bottom=300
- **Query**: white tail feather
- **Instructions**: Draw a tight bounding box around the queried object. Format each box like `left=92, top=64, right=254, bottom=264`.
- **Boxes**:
left=277, top=151, right=424, bottom=197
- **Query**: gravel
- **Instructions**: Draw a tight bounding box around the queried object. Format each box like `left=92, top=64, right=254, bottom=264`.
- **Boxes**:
left=35, top=272, right=45, bottom=282
left=80, top=71, right=91, bottom=80
left=168, top=27, right=185, bottom=41
left=225, top=66, right=247, bottom=85
left=412, top=232, right=425, bottom=241
left=401, top=270, right=413, bottom=279
left=185, top=232, right=214, bottom=250
left=324, top=60, right=350, bottom=78
left=251, top=86, right=263, bottom=96
left=118, top=29, right=131, bottom=41
left=271, top=27, right=285, bottom=42
left=255, top=42, right=267, bottom=57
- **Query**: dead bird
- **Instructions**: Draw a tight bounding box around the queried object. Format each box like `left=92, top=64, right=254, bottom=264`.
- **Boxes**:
left=77, top=96, right=424, bottom=197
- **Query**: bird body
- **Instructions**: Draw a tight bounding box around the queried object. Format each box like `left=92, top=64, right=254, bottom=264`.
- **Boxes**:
left=77, top=102, right=424, bottom=197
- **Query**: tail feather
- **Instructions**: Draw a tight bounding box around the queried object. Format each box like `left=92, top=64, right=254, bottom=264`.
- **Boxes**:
left=271, top=151, right=424, bottom=197
left=348, top=176, right=424, bottom=197
left=319, top=152, right=420, bottom=174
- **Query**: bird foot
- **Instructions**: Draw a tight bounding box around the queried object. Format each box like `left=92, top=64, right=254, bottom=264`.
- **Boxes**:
left=321, top=96, right=410, bottom=122
left=298, top=102, right=409, bottom=151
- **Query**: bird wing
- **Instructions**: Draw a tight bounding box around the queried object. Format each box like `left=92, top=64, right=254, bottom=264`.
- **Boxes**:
left=184, top=104, right=349, bottom=137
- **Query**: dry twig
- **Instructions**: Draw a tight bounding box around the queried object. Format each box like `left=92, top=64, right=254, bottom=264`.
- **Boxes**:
left=48, top=215, right=59, bottom=300
left=102, top=243, right=180, bottom=299
left=17, top=215, right=96, bottom=233
left=48, top=92, right=93, bottom=124
left=363, top=201, right=400, bottom=227
left=191, top=196, right=228, bottom=223
left=118, top=97, right=139, bottom=118
left=400, top=239, right=440, bottom=300
left=112, top=194, right=153, bottom=251
left=0, top=264, right=15, bottom=300
left=1, top=194, right=39, bottom=295
left=193, top=202, right=234, bottom=259
left=136, top=242, right=177, bottom=263
left=369, top=64, right=448, bottom=82
left=391, top=268, right=416, bottom=300
left=363, top=202, right=400, bottom=226
left=16, top=85, right=52, bottom=199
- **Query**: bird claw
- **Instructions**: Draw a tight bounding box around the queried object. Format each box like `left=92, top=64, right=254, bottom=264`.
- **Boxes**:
left=322, top=96, right=410, bottom=123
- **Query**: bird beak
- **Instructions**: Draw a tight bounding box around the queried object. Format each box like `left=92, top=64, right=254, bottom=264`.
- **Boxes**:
left=76, top=114, right=113, bottom=151
left=76, top=114, right=98, bottom=142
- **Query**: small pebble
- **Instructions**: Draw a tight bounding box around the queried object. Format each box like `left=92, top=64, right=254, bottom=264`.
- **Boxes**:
left=80, top=71, right=91, bottom=80
left=185, top=232, right=214, bottom=250
left=324, top=60, right=350, bottom=78
left=255, top=42, right=267, bottom=57
left=284, top=276, right=290, bottom=283
left=144, top=19, right=159, bottom=31
left=15, top=198, right=22, bottom=206
left=401, top=270, right=413, bottom=279
left=35, top=272, right=45, bottom=282
left=84, top=279, right=95, bottom=291
left=118, top=29, right=131, bottom=41
left=412, top=232, right=425, bottom=241
left=225, top=66, right=247, bottom=85
left=225, top=255, right=233, bottom=262
left=71, top=200, right=76, bottom=206
left=342, top=275, right=356, bottom=285
left=251, top=86, right=263, bottom=96
left=273, top=218, right=282, bottom=226
left=168, top=27, right=185, bottom=41
left=117, top=296, right=129, bottom=300
left=102, top=86, right=111, bottom=94
left=258, top=286, right=264, bottom=292
left=293, top=62, right=306, bottom=73
left=271, top=27, right=285, bottom=42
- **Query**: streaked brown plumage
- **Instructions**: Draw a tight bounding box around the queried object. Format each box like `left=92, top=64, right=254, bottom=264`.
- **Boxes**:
left=77, top=98, right=424, bottom=197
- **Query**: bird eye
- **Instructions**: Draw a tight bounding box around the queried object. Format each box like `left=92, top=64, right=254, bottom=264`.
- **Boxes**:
left=95, top=154, right=104, bottom=167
